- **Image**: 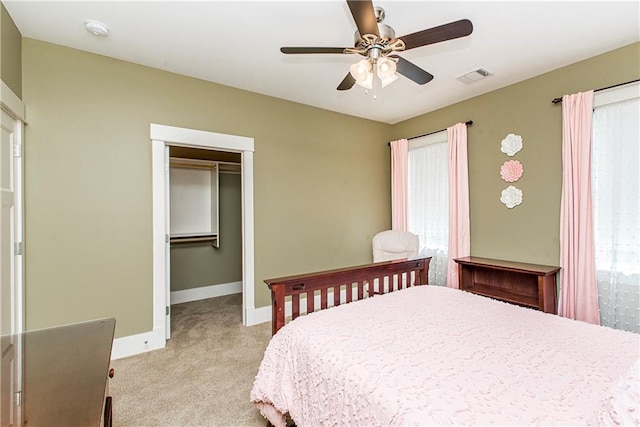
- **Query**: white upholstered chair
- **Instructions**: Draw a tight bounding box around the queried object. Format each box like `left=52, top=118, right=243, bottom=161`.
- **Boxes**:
left=371, top=230, right=420, bottom=294
left=372, top=230, right=419, bottom=262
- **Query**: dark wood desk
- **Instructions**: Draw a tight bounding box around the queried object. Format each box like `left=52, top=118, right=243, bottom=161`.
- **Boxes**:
left=1, top=318, right=115, bottom=427
left=454, top=257, right=560, bottom=313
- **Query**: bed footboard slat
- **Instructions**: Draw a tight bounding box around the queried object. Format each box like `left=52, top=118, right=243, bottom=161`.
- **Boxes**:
left=334, top=285, right=341, bottom=307
left=307, top=290, right=314, bottom=314
left=292, top=294, right=300, bottom=320
left=266, top=257, right=431, bottom=335
left=398, top=272, right=407, bottom=290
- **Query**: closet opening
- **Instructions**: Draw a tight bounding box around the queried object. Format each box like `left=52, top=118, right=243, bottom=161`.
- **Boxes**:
left=167, top=146, right=243, bottom=338
left=151, top=123, right=255, bottom=352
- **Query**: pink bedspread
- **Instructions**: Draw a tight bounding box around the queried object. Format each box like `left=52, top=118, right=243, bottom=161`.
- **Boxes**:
left=250, top=286, right=640, bottom=426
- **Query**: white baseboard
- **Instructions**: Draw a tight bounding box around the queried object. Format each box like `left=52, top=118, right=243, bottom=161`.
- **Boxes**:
left=170, top=281, right=242, bottom=305
left=113, top=283, right=361, bottom=358
left=112, top=281, right=240, bottom=360
left=247, top=305, right=272, bottom=326
left=111, top=326, right=166, bottom=360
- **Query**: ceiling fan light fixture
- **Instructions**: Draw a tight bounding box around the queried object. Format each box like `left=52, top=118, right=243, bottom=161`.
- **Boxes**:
left=376, top=57, right=396, bottom=79
left=354, top=71, right=397, bottom=90
left=355, top=73, right=373, bottom=90
left=350, top=59, right=371, bottom=82
left=352, top=56, right=398, bottom=90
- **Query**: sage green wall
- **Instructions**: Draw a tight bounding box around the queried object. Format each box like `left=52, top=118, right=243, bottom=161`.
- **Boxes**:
left=21, top=33, right=637, bottom=339
left=391, top=42, right=640, bottom=266
left=0, top=2, right=21, bottom=97
left=170, top=173, right=242, bottom=292
left=22, top=39, right=391, bottom=337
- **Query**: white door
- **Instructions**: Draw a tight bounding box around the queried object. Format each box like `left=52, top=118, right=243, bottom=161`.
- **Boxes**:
left=0, top=109, right=22, bottom=426
left=164, top=146, right=171, bottom=339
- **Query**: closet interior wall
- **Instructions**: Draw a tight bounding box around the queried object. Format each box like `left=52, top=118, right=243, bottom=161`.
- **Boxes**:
left=168, top=147, right=243, bottom=304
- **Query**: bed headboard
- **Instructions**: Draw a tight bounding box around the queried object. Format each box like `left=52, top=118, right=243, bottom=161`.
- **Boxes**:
left=264, top=257, right=431, bottom=335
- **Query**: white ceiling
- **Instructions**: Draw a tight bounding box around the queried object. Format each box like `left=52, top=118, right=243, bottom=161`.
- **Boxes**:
left=5, top=1, right=639, bottom=124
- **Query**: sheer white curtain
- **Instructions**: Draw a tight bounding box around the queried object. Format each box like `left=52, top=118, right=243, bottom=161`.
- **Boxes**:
left=592, top=94, right=640, bottom=333
left=408, top=138, right=448, bottom=286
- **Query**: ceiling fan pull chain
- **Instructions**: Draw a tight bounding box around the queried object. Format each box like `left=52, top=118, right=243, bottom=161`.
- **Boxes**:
left=372, top=60, right=378, bottom=100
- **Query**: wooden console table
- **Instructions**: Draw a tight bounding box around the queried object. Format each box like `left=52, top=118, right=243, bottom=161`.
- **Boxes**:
left=1, top=318, right=116, bottom=426
left=454, top=257, right=560, bottom=313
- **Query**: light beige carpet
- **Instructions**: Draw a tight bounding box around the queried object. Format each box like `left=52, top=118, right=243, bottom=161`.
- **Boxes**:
left=110, top=293, right=272, bottom=426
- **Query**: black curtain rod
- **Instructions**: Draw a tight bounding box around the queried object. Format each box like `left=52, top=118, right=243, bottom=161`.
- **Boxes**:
left=551, top=79, right=640, bottom=104
left=408, top=120, right=473, bottom=140
left=389, top=120, right=473, bottom=146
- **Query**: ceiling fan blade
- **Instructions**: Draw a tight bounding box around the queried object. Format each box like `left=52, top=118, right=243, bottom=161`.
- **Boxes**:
left=280, top=47, right=348, bottom=54
left=337, top=73, right=356, bottom=91
left=390, top=55, right=434, bottom=85
left=347, top=0, right=379, bottom=38
left=398, top=19, right=473, bottom=51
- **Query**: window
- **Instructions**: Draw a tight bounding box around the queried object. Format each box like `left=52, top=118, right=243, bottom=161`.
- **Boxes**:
left=408, top=131, right=448, bottom=286
left=592, top=82, right=639, bottom=333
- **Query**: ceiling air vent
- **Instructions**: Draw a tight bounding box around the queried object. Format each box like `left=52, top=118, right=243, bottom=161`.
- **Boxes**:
left=456, top=68, right=492, bottom=84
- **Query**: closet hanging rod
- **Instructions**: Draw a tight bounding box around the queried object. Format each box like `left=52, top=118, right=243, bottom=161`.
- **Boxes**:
left=170, top=234, right=218, bottom=245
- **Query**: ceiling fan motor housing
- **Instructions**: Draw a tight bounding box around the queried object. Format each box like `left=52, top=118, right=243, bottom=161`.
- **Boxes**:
left=354, top=23, right=396, bottom=46
left=348, top=7, right=404, bottom=58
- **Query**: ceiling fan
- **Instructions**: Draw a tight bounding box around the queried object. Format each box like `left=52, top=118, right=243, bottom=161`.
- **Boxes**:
left=280, top=0, right=473, bottom=93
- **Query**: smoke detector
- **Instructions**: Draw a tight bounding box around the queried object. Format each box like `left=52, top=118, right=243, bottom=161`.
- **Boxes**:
left=456, top=68, right=492, bottom=84
left=85, top=20, right=109, bottom=37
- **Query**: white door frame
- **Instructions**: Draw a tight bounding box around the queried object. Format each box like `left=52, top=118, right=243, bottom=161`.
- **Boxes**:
left=1, top=80, right=25, bottom=427
left=1, top=80, right=25, bottom=334
left=150, top=124, right=255, bottom=345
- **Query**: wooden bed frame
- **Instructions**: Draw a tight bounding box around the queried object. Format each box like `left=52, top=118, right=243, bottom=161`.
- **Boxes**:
left=264, top=257, right=431, bottom=335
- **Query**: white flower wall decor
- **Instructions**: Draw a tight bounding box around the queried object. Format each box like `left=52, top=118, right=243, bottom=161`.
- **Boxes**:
left=500, top=133, right=523, bottom=156
left=500, top=185, right=523, bottom=209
